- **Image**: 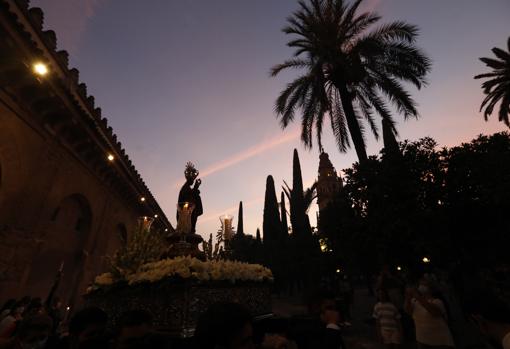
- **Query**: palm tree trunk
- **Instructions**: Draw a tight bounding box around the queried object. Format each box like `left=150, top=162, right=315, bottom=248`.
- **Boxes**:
left=336, top=83, right=368, bottom=163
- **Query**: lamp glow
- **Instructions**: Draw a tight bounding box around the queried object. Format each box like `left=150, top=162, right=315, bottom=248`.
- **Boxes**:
left=33, top=62, right=48, bottom=76
left=154, top=214, right=158, bottom=218
left=140, top=197, right=146, bottom=202
left=107, top=154, right=114, bottom=161
left=397, top=266, right=402, bottom=271
left=422, top=257, right=430, bottom=263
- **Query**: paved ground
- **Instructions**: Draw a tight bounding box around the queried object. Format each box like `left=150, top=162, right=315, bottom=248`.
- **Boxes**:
left=341, top=288, right=384, bottom=349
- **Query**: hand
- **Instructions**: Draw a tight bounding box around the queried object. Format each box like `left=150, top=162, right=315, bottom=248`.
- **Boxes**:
left=194, top=179, right=201, bottom=189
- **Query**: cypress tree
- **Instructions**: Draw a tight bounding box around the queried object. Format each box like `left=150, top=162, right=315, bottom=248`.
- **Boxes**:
left=255, top=228, right=261, bottom=244
left=290, top=149, right=311, bottom=236
left=237, top=201, right=244, bottom=236
left=263, top=175, right=281, bottom=243
left=281, top=192, right=289, bottom=237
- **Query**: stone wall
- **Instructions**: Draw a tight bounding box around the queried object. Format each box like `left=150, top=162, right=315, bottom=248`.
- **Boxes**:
left=0, top=90, right=138, bottom=309
left=0, top=0, right=173, bottom=310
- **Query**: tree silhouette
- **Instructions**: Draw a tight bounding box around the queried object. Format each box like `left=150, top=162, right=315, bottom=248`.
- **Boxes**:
left=475, top=37, right=510, bottom=127
left=237, top=201, right=244, bottom=236
left=271, top=0, right=431, bottom=163
left=280, top=192, right=289, bottom=236
left=283, top=149, right=312, bottom=236
left=263, top=175, right=282, bottom=243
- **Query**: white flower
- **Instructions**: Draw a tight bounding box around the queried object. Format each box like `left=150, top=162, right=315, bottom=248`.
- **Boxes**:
left=95, top=256, right=273, bottom=287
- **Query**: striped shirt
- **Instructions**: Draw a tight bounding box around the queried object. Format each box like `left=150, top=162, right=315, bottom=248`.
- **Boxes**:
left=373, top=301, right=401, bottom=330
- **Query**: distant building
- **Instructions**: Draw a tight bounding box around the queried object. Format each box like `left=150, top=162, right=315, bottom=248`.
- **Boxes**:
left=0, top=0, right=172, bottom=308
left=316, top=151, right=342, bottom=213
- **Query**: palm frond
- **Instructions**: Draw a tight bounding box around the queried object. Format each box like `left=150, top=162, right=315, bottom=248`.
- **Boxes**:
left=480, top=57, right=507, bottom=70
left=492, top=47, right=510, bottom=62
left=367, top=21, right=419, bottom=43
left=498, top=94, right=510, bottom=126
left=373, top=73, right=418, bottom=119
left=282, top=181, right=292, bottom=202
left=270, top=59, right=311, bottom=77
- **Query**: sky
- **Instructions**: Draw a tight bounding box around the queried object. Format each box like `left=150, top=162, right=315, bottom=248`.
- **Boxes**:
left=32, top=0, right=510, bottom=238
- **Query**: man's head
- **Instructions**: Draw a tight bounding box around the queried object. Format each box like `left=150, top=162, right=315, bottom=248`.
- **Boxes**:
left=16, top=314, right=52, bottom=349
left=69, top=307, right=108, bottom=343
left=195, top=302, right=254, bottom=349
left=319, top=300, right=340, bottom=326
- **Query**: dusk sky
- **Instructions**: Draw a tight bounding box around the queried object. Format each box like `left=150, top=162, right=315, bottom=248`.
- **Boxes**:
left=32, top=0, right=509, bottom=238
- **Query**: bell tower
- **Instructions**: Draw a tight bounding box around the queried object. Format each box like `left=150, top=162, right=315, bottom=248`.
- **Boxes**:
left=316, top=151, right=342, bottom=212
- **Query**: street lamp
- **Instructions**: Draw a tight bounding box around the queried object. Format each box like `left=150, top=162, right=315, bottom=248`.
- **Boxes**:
left=422, top=257, right=431, bottom=264
left=33, top=62, right=48, bottom=76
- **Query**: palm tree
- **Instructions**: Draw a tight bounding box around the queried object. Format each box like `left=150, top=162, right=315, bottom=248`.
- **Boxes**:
left=283, top=181, right=318, bottom=213
left=271, top=0, right=431, bottom=163
left=475, top=37, right=510, bottom=127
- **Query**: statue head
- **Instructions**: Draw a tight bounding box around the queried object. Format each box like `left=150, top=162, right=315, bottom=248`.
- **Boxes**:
left=184, top=162, right=199, bottom=184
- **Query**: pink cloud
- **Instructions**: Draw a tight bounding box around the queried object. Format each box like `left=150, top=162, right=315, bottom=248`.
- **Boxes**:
left=172, top=129, right=300, bottom=188
left=200, top=197, right=264, bottom=224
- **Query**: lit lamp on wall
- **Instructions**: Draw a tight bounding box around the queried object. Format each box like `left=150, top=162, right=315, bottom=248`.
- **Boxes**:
left=422, top=257, right=431, bottom=264
left=219, top=214, right=234, bottom=241
left=138, top=216, right=155, bottom=232
left=33, top=62, right=48, bottom=76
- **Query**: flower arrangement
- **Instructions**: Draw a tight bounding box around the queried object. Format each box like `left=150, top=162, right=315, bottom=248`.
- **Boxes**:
left=107, top=218, right=165, bottom=280
left=92, top=256, right=273, bottom=290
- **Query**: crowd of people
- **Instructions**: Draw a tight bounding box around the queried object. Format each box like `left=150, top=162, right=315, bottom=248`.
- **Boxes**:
left=1, top=266, right=509, bottom=349
left=369, top=266, right=510, bottom=349
left=0, top=296, right=347, bottom=349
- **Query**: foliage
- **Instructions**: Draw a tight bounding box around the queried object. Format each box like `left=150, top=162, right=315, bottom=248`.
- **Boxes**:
left=271, top=0, right=431, bottom=162
left=202, top=233, right=223, bottom=261
left=475, top=37, right=510, bottom=126
left=108, top=223, right=165, bottom=280
left=320, top=132, right=510, bottom=274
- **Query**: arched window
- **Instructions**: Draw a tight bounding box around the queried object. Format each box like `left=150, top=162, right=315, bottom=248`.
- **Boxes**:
left=51, top=194, right=92, bottom=236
